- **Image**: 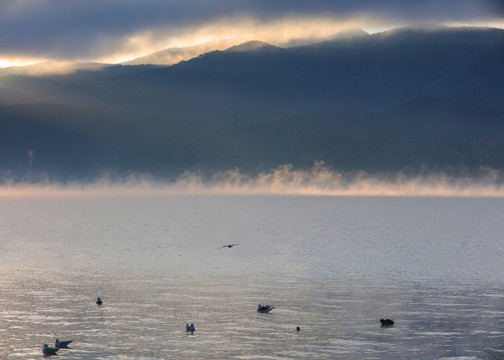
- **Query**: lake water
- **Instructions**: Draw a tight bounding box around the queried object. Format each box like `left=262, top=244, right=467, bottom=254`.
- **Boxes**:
left=1, top=195, right=503, bottom=359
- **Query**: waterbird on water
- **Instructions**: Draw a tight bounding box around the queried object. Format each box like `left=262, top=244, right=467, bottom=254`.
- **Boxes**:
left=43, top=344, right=59, bottom=356
left=96, top=297, right=102, bottom=305
left=220, top=244, right=239, bottom=248
left=257, top=304, right=275, bottom=313
left=186, top=323, right=195, bottom=333
left=380, top=319, right=394, bottom=326
left=55, top=339, right=72, bottom=348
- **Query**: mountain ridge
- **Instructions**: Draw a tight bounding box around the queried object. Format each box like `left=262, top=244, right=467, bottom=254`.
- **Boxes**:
left=0, top=26, right=503, bottom=180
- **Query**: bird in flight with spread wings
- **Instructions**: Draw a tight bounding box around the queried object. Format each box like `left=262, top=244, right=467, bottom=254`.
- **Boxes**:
left=220, top=244, right=240, bottom=248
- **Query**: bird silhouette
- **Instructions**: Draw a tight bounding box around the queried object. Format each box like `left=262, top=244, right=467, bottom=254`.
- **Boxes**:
left=43, top=344, right=59, bottom=356
left=380, top=318, right=394, bottom=326
left=220, top=244, right=239, bottom=248
left=55, top=339, right=72, bottom=348
left=257, top=304, right=275, bottom=313
left=186, top=323, right=195, bottom=333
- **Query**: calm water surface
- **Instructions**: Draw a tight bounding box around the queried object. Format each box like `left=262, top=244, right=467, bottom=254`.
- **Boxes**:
left=0, top=195, right=503, bottom=359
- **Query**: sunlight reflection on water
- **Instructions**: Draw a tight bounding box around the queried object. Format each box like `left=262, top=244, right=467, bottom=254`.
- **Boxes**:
left=0, top=196, right=504, bottom=359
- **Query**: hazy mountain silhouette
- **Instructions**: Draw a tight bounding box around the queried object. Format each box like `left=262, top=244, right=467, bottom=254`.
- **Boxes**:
left=3, top=27, right=502, bottom=124
left=122, top=28, right=369, bottom=66
left=0, top=27, right=503, bottom=180
left=1, top=97, right=503, bottom=181
left=122, top=39, right=241, bottom=66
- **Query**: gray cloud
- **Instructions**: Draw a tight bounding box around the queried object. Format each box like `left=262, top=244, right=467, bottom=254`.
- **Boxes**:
left=0, top=0, right=502, bottom=61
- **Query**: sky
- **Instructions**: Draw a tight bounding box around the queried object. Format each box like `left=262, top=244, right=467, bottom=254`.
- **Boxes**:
left=0, top=0, right=503, bottom=67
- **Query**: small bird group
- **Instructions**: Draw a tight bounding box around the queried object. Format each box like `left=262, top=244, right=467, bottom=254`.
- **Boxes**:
left=43, top=295, right=389, bottom=356
left=43, top=296, right=102, bottom=355
left=42, top=339, right=73, bottom=356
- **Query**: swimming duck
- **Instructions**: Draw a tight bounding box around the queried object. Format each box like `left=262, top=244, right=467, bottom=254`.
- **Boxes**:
left=55, top=339, right=73, bottom=348
left=186, top=323, right=195, bottom=333
left=96, top=297, right=102, bottom=305
left=380, top=318, right=394, bottom=326
left=43, top=344, right=59, bottom=356
left=257, top=304, right=275, bottom=313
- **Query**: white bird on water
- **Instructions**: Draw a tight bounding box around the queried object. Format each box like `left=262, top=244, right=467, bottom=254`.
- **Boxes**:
left=43, top=344, right=59, bottom=356
left=257, top=304, right=275, bottom=313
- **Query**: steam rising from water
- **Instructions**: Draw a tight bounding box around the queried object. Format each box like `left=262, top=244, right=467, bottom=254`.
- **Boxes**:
left=1, top=163, right=503, bottom=197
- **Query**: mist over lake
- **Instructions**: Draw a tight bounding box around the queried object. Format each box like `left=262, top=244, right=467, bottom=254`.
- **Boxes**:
left=1, top=194, right=503, bottom=359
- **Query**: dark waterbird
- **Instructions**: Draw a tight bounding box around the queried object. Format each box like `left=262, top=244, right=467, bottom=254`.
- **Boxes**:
left=96, top=297, right=102, bottom=305
left=257, top=304, right=275, bottom=313
left=55, top=338, right=73, bottom=348
left=220, top=244, right=239, bottom=248
left=186, top=323, right=195, bottom=333
left=380, top=318, right=394, bottom=326
left=43, top=344, right=59, bottom=356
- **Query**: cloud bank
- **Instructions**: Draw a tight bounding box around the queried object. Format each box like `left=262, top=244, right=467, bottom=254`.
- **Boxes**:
left=0, top=0, right=502, bottom=64
left=1, top=163, right=503, bottom=198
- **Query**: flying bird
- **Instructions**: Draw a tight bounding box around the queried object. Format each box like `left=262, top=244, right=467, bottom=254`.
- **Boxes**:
left=380, top=318, right=394, bottom=326
left=257, top=304, right=275, bottom=313
left=55, top=339, right=73, bottom=348
left=43, top=344, right=59, bottom=356
left=220, top=244, right=239, bottom=248
left=96, top=297, right=102, bottom=305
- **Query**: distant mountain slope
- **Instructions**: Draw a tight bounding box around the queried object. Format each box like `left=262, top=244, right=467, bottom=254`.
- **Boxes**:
left=1, top=27, right=503, bottom=180
left=225, top=40, right=282, bottom=52
left=1, top=27, right=502, bottom=127
left=1, top=98, right=503, bottom=181
left=122, top=39, right=240, bottom=66
left=122, top=29, right=369, bottom=66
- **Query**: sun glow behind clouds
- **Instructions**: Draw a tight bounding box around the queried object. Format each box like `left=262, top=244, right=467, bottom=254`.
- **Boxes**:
left=446, top=19, right=504, bottom=29
left=2, top=14, right=501, bottom=68
left=0, top=0, right=502, bottom=67
left=1, top=164, right=504, bottom=198
left=0, top=58, right=42, bottom=68
left=97, top=15, right=382, bottom=64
